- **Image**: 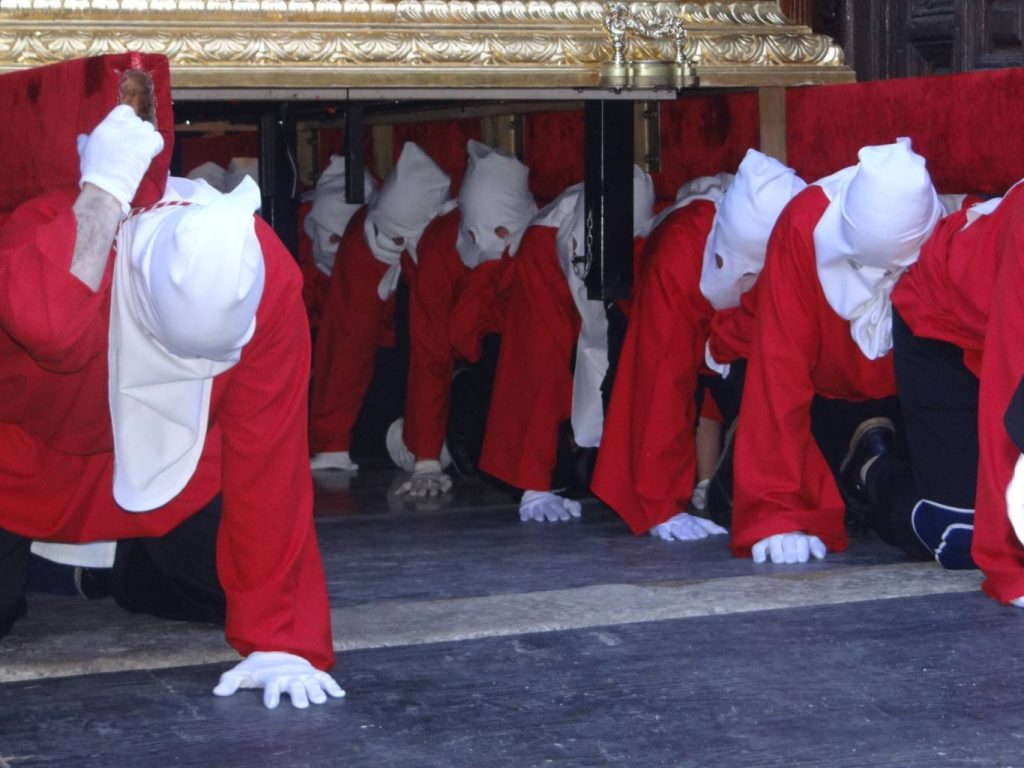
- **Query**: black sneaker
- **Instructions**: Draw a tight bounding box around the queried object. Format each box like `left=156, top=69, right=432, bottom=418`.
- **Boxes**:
left=838, top=417, right=895, bottom=509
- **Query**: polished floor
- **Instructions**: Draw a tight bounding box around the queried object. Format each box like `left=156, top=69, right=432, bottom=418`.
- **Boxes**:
left=2, top=462, right=1021, bottom=767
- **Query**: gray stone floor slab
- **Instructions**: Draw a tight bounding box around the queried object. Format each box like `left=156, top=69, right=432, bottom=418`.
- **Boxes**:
left=2, top=592, right=1023, bottom=768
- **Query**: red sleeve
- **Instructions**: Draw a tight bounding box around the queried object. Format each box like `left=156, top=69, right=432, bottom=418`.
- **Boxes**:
left=449, top=257, right=510, bottom=363
left=708, top=281, right=759, bottom=365
left=730, top=189, right=849, bottom=556
left=0, top=189, right=111, bottom=371
left=404, top=210, right=467, bottom=460
left=216, top=218, right=334, bottom=670
left=477, top=226, right=579, bottom=491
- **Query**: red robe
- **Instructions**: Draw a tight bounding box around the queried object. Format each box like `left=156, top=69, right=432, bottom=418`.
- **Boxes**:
left=0, top=189, right=334, bottom=669
left=961, top=186, right=1024, bottom=602
left=403, top=209, right=508, bottom=459
left=591, top=202, right=716, bottom=532
left=309, top=206, right=397, bottom=453
left=892, top=189, right=1021, bottom=376
left=477, top=225, right=579, bottom=491
left=730, top=186, right=897, bottom=557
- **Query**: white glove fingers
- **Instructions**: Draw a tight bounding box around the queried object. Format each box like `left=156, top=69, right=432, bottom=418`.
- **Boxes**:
left=696, top=517, right=728, bottom=535
left=795, top=536, right=809, bottom=563
left=809, top=536, right=827, bottom=559
left=212, top=672, right=242, bottom=697
left=263, top=679, right=283, bottom=710
left=751, top=541, right=768, bottom=564
left=565, top=499, right=582, bottom=518
left=305, top=679, right=328, bottom=705
left=288, top=679, right=310, bottom=709
left=769, top=537, right=785, bottom=563
left=315, top=672, right=346, bottom=699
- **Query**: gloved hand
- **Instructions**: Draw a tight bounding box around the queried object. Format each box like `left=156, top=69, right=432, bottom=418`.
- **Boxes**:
left=213, top=651, right=345, bottom=710
left=519, top=490, right=582, bottom=523
left=1006, top=453, right=1024, bottom=547
left=396, top=459, right=453, bottom=497
left=751, top=533, right=827, bottom=564
left=691, top=479, right=710, bottom=513
left=650, top=511, right=726, bottom=541
left=311, top=451, right=359, bottom=471
left=78, top=104, right=164, bottom=214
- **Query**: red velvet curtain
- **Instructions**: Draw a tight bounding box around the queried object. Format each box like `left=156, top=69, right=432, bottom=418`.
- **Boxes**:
left=787, top=68, right=1024, bottom=196
left=391, top=117, right=483, bottom=193
left=655, top=91, right=761, bottom=199
left=0, top=53, right=174, bottom=212
left=523, top=110, right=585, bottom=205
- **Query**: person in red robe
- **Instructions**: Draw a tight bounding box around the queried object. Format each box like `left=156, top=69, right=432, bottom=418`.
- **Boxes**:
left=593, top=150, right=806, bottom=541
left=0, top=61, right=340, bottom=709
left=731, top=138, right=945, bottom=564
left=838, top=188, right=1008, bottom=569
left=478, top=167, right=655, bottom=522
left=300, top=154, right=379, bottom=333
left=388, top=140, right=539, bottom=498
left=309, top=142, right=452, bottom=472
left=982, top=194, right=1024, bottom=604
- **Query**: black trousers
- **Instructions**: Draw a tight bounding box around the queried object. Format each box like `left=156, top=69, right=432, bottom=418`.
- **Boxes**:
left=0, top=496, right=226, bottom=640
left=705, top=357, right=903, bottom=536
left=862, top=309, right=979, bottom=558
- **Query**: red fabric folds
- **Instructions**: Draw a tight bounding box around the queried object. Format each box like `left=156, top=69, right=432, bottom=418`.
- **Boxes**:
left=478, top=226, right=580, bottom=492
left=730, top=186, right=897, bottom=557
left=591, top=202, right=716, bottom=533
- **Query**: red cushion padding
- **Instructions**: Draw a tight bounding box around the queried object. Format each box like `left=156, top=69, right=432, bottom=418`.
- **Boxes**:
left=656, top=91, right=761, bottom=199
left=787, top=68, right=1024, bottom=196
left=0, top=53, right=174, bottom=213
left=392, top=117, right=483, bottom=194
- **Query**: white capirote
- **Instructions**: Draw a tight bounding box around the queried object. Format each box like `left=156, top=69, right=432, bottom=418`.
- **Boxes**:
left=455, top=139, right=538, bottom=269
left=109, top=175, right=264, bottom=511
left=699, top=148, right=807, bottom=311
left=813, top=137, right=944, bottom=360
left=364, top=141, right=453, bottom=299
left=304, top=154, right=379, bottom=275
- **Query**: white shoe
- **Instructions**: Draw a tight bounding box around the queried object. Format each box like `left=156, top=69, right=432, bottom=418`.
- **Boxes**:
left=385, top=417, right=453, bottom=471
left=310, top=451, right=359, bottom=471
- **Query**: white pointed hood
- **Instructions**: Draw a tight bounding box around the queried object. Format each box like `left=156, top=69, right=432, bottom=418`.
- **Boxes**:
left=304, top=155, right=379, bottom=275
left=109, top=176, right=265, bottom=511
left=365, top=142, right=452, bottom=298
left=455, top=140, right=538, bottom=268
left=699, top=149, right=806, bottom=310
left=813, top=137, right=944, bottom=359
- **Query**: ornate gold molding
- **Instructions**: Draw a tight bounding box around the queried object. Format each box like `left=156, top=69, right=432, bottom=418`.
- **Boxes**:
left=0, top=1, right=852, bottom=93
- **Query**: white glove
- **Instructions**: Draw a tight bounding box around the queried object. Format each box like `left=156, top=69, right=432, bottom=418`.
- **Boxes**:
left=213, top=651, right=345, bottom=710
left=650, top=511, right=726, bottom=541
left=1005, top=453, right=1024, bottom=547
left=311, top=451, right=359, bottom=471
left=751, top=533, right=827, bottom=564
left=519, top=490, right=582, bottom=523
left=396, top=459, right=453, bottom=497
left=77, top=104, right=164, bottom=214
left=691, top=479, right=710, bottom=513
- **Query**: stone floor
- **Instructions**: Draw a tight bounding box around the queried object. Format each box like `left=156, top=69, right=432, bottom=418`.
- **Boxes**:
left=2, top=462, right=1021, bottom=767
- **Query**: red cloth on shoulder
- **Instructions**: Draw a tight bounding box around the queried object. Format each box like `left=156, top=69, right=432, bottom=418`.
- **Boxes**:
left=893, top=184, right=1024, bottom=377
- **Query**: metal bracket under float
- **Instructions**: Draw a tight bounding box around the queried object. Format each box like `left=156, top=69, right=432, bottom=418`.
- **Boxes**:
left=600, top=2, right=699, bottom=93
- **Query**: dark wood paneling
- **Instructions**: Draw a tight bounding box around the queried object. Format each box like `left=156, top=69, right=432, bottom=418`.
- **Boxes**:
left=826, top=0, right=1023, bottom=80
